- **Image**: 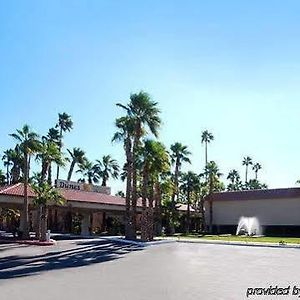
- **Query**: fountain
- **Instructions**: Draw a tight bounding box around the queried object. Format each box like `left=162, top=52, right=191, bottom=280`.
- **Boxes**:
left=236, top=217, right=261, bottom=236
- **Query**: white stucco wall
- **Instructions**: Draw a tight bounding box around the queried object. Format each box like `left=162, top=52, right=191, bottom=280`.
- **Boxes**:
left=205, top=197, right=300, bottom=226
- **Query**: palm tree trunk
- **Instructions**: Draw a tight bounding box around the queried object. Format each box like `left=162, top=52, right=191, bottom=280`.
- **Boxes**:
left=67, top=160, right=75, bottom=181
left=125, top=137, right=134, bottom=240
left=141, top=164, right=149, bottom=241
left=205, top=141, right=208, bottom=167
left=208, top=175, right=213, bottom=234
left=245, top=166, right=248, bottom=183
left=186, top=189, right=191, bottom=234
left=22, top=152, right=30, bottom=239
left=56, top=127, right=63, bottom=181
left=48, top=163, right=52, bottom=185
left=131, top=131, right=140, bottom=240
left=170, top=161, right=179, bottom=235
left=6, top=162, right=10, bottom=185
left=40, top=204, right=47, bottom=242
left=36, top=206, right=41, bottom=240
left=101, top=177, right=107, bottom=187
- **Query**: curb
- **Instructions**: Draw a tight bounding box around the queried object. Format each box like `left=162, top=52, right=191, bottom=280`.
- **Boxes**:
left=0, top=239, right=57, bottom=246
left=171, top=238, right=300, bottom=249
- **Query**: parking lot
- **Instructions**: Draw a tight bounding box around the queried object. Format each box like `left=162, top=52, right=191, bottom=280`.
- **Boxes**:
left=1, top=239, right=300, bottom=299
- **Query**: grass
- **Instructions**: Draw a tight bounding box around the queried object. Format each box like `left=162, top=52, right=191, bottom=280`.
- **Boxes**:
left=170, top=234, right=300, bottom=245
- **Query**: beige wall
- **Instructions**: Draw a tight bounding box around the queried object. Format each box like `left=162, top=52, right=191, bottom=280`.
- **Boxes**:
left=205, top=197, right=300, bottom=226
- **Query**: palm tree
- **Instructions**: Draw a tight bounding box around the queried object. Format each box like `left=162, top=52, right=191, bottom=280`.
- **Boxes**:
left=203, top=161, right=223, bottom=233
left=201, top=130, right=214, bottom=168
left=67, top=148, right=86, bottom=181
left=112, top=116, right=135, bottom=239
left=180, top=171, right=200, bottom=234
left=32, top=182, right=64, bottom=241
left=253, top=163, right=262, bottom=180
left=55, top=113, right=73, bottom=181
left=116, top=91, right=161, bottom=239
left=76, top=160, right=100, bottom=184
left=43, top=127, right=60, bottom=184
left=2, top=149, right=14, bottom=184
left=242, top=156, right=253, bottom=183
left=95, top=155, right=120, bottom=186
left=36, top=140, right=65, bottom=183
left=8, top=146, right=23, bottom=184
left=10, top=125, right=40, bottom=239
left=140, top=140, right=170, bottom=241
left=227, top=169, right=242, bottom=191
left=170, top=142, right=191, bottom=234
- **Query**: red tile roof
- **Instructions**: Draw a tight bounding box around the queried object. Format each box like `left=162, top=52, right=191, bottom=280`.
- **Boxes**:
left=0, top=183, right=36, bottom=197
left=0, top=183, right=191, bottom=212
left=0, top=183, right=138, bottom=207
left=206, top=188, right=300, bottom=202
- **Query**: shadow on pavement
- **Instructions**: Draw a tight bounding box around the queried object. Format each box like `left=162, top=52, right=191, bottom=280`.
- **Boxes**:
left=0, top=240, right=142, bottom=280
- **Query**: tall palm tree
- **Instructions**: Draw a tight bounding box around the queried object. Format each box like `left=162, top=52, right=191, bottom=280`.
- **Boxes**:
left=2, top=149, right=14, bottom=184
left=170, top=142, right=191, bottom=234
left=253, top=163, right=262, bottom=180
left=180, top=171, right=200, bottom=234
left=95, top=155, right=120, bottom=186
left=76, top=160, right=100, bottom=184
left=55, top=113, right=73, bottom=181
left=44, top=127, right=60, bottom=184
left=201, top=130, right=214, bottom=168
left=10, top=125, right=40, bottom=239
left=203, top=161, right=223, bottom=233
left=116, top=91, right=161, bottom=239
left=67, top=148, right=86, bottom=181
left=242, top=156, right=253, bottom=183
left=112, top=116, right=135, bottom=239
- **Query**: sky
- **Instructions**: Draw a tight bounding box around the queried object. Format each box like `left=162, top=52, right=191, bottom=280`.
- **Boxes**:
left=1, top=0, right=300, bottom=193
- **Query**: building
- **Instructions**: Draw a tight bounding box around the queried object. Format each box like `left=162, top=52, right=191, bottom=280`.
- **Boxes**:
left=205, top=188, right=300, bottom=236
left=0, top=180, right=191, bottom=236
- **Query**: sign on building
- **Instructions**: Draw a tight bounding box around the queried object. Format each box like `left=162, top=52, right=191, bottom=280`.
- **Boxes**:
left=55, top=179, right=111, bottom=195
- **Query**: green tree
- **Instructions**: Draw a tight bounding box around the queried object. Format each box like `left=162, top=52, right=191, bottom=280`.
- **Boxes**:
left=8, top=146, right=24, bottom=184
left=55, top=113, right=73, bottom=181
left=43, top=127, right=60, bottom=184
left=227, top=169, right=242, bottom=191
left=242, top=156, right=253, bottom=183
left=116, top=91, right=161, bottom=239
left=10, top=125, right=40, bottom=239
left=95, top=155, right=120, bottom=186
left=253, top=163, right=262, bottom=180
left=180, top=171, right=201, bottom=234
left=245, top=179, right=267, bottom=190
left=112, top=116, right=135, bottom=239
left=139, top=140, right=170, bottom=241
left=202, top=161, right=223, bottom=233
left=170, top=142, right=191, bottom=234
left=32, top=182, right=64, bottom=241
left=67, top=148, right=86, bottom=181
left=36, top=140, right=65, bottom=183
left=201, top=130, right=214, bottom=168
left=2, top=149, right=14, bottom=184
left=76, top=160, right=100, bottom=184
